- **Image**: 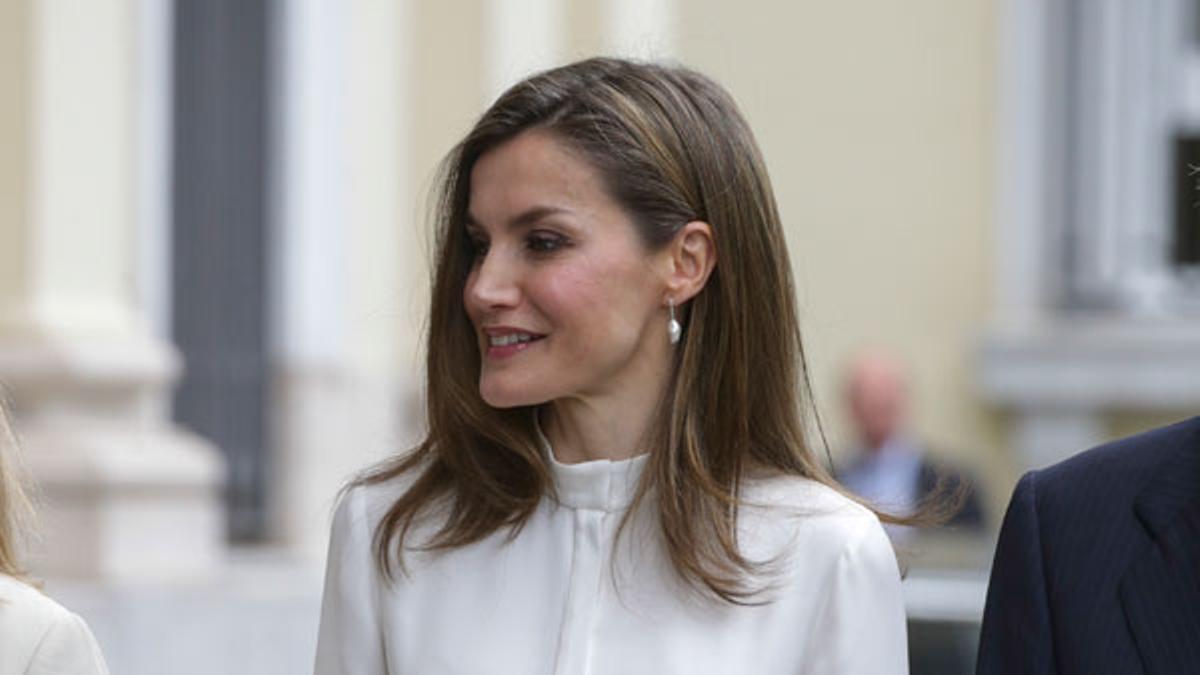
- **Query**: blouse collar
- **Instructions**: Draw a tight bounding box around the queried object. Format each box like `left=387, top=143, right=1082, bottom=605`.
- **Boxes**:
left=533, top=411, right=650, bottom=512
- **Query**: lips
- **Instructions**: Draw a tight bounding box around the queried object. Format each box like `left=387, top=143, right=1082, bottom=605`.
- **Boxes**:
left=488, top=332, right=541, bottom=347
left=481, top=326, right=547, bottom=360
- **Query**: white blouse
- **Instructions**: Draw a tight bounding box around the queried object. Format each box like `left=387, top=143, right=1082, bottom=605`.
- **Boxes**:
left=0, top=574, right=110, bottom=675
left=315, top=436, right=908, bottom=675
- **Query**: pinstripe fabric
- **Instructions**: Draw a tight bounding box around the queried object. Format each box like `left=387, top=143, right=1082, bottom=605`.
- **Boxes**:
left=1119, top=440, right=1200, bottom=675
left=978, top=416, right=1200, bottom=675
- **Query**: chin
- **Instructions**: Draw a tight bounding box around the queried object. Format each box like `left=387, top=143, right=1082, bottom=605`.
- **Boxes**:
left=479, top=379, right=549, bottom=409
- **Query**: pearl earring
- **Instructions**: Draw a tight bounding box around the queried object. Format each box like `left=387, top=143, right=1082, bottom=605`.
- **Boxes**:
left=667, top=298, right=682, bottom=345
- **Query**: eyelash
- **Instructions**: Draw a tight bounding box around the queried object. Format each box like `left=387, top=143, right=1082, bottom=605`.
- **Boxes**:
left=527, top=233, right=565, bottom=253
left=467, top=232, right=567, bottom=257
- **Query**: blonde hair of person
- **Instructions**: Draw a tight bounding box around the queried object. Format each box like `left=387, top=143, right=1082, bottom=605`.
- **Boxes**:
left=0, top=398, right=34, bottom=580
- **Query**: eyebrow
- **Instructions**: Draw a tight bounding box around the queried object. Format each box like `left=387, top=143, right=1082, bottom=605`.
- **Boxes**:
left=464, top=206, right=571, bottom=233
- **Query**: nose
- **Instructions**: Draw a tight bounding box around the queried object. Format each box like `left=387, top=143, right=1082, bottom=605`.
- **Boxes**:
left=465, top=248, right=521, bottom=313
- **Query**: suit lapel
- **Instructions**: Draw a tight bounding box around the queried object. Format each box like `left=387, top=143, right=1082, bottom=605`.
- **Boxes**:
left=1119, top=429, right=1200, bottom=675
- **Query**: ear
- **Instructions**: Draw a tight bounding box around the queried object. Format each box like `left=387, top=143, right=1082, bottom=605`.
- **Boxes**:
left=661, top=221, right=716, bottom=304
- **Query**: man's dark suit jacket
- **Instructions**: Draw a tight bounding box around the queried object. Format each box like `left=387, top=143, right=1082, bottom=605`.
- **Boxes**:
left=977, top=415, right=1200, bottom=675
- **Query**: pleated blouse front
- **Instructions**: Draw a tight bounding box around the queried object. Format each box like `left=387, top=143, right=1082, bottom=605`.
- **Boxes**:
left=314, top=433, right=908, bottom=675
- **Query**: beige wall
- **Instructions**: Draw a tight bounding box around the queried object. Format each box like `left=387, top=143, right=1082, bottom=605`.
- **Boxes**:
left=679, top=2, right=1006, bottom=499
left=565, top=0, right=605, bottom=59
left=401, top=0, right=488, bottom=374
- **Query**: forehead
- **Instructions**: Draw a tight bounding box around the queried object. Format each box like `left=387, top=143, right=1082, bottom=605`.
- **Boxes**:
left=467, top=131, right=610, bottom=226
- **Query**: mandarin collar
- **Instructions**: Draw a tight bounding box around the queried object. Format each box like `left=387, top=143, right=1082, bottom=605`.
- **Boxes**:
left=533, top=411, right=649, bottom=512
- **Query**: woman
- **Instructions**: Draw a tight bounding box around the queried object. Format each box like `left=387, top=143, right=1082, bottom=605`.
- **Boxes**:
left=315, top=58, right=907, bottom=674
left=0, top=402, right=110, bottom=675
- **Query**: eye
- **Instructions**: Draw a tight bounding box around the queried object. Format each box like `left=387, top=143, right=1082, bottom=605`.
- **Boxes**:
left=466, top=235, right=489, bottom=257
left=527, top=232, right=566, bottom=253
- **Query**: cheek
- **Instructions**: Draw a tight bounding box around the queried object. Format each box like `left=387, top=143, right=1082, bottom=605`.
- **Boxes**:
left=530, top=269, right=594, bottom=330
left=536, top=259, right=652, bottom=343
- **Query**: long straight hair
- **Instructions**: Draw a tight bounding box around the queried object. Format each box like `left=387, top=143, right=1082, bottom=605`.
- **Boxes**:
left=358, top=58, right=923, bottom=604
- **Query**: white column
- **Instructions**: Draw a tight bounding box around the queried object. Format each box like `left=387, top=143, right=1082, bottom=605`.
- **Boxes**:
left=1183, top=0, right=1200, bottom=128
left=271, top=0, right=348, bottom=557
left=978, top=320, right=1200, bottom=471
left=981, top=0, right=1200, bottom=477
left=344, top=0, right=417, bottom=450
left=272, top=0, right=347, bottom=368
left=1052, top=0, right=1178, bottom=311
left=602, top=0, right=677, bottom=59
left=0, top=0, right=225, bottom=582
left=482, top=0, right=564, bottom=103
left=270, top=0, right=407, bottom=558
left=136, top=0, right=173, bottom=341
left=992, top=0, right=1054, bottom=327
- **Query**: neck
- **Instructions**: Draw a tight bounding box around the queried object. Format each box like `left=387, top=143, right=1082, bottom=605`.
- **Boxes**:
left=541, top=375, right=672, bottom=465
left=539, top=397, right=651, bottom=464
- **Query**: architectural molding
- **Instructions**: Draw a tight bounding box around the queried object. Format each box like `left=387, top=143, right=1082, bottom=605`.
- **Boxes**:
left=0, top=0, right=226, bottom=581
left=136, top=0, right=172, bottom=341
left=982, top=0, right=1200, bottom=471
left=268, top=0, right=408, bottom=558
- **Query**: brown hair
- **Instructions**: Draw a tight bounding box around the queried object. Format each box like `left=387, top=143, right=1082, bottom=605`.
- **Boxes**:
left=358, top=57, right=930, bottom=604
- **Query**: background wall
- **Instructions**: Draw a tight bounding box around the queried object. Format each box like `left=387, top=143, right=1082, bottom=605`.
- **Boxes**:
left=676, top=1, right=1006, bottom=507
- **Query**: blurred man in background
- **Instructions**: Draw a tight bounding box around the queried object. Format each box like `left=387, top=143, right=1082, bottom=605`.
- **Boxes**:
left=837, top=350, right=984, bottom=531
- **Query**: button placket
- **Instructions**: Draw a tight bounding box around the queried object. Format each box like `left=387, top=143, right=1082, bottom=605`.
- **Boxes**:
left=553, top=508, right=606, bottom=675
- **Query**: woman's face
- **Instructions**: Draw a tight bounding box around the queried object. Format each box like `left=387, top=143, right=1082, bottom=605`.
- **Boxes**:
left=463, top=130, right=670, bottom=409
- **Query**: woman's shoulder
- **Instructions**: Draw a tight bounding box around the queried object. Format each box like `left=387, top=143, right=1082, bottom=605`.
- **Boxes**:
left=331, top=469, right=419, bottom=538
left=739, top=477, right=907, bottom=668
left=0, top=575, right=109, bottom=674
left=741, top=472, right=876, bottom=524
left=328, top=458, right=448, bottom=554
left=738, top=473, right=892, bottom=570
left=0, top=574, right=76, bottom=636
